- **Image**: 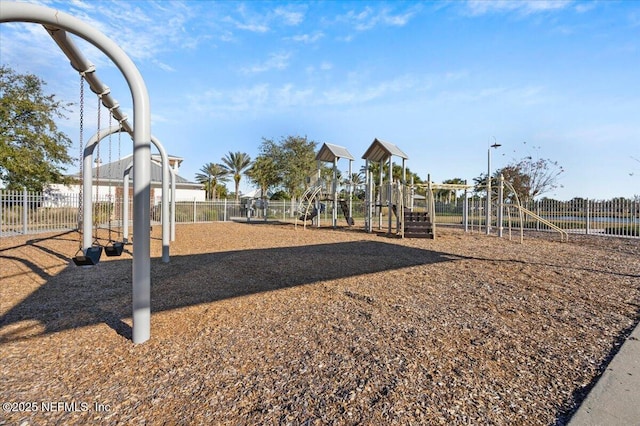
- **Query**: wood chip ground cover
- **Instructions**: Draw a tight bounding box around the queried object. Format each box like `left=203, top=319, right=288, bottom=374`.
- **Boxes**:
left=1, top=222, right=639, bottom=425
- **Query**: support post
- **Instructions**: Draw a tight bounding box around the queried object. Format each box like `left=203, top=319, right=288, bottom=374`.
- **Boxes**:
left=378, top=160, right=383, bottom=230
left=387, top=157, right=393, bottom=234
left=170, top=167, right=176, bottom=241
left=123, top=164, right=131, bottom=243
left=348, top=159, right=353, bottom=222
left=332, top=158, right=338, bottom=228
left=498, top=174, right=504, bottom=238
left=486, top=150, right=491, bottom=235
left=463, top=180, right=468, bottom=233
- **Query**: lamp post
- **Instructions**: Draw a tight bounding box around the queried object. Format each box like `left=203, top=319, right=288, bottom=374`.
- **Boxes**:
left=486, top=139, right=501, bottom=235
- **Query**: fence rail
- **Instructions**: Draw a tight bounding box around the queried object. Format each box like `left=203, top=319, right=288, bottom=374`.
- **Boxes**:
left=1, top=190, right=638, bottom=238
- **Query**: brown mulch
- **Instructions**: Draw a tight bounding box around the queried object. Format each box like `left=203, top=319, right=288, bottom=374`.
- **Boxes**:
left=1, top=222, right=639, bottom=425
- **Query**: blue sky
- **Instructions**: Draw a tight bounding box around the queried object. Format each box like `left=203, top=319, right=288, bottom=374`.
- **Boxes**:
left=1, top=0, right=639, bottom=200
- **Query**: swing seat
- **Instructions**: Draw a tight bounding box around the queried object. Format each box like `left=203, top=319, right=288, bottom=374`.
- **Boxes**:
left=72, top=246, right=103, bottom=266
left=104, top=242, right=124, bottom=257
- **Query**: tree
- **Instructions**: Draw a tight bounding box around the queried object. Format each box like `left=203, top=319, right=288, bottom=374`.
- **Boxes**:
left=221, top=151, right=252, bottom=202
left=472, top=149, right=564, bottom=204
left=436, top=177, right=466, bottom=203
left=259, top=135, right=317, bottom=200
left=361, top=162, right=422, bottom=184
left=246, top=154, right=279, bottom=200
left=195, top=162, right=229, bottom=200
left=499, top=156, right=564, bottom=204
left=0, top=66, right=74, bottom=191
left=348, top=172, right=364, bottom=187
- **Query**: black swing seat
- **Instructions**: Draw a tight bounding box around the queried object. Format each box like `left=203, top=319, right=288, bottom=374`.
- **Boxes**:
left=72, top=246, right=103, bottom=266
left=104, top=241, right=124, bottom=257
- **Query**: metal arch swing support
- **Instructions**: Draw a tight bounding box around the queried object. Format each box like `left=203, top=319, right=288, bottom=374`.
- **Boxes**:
left=83, top=127, right=173, bottom=263
left=2, top=2, right=153, bottom=344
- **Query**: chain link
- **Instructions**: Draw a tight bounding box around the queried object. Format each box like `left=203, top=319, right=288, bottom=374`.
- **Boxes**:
left=77, top=75, right=85, bottom=247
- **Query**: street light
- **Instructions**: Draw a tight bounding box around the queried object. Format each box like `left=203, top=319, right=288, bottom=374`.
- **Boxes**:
left=486, top=138, right=501, bottom=235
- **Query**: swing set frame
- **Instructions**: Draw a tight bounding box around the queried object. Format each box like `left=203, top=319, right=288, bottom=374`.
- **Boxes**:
left=1, top=2, right=153, bottom=344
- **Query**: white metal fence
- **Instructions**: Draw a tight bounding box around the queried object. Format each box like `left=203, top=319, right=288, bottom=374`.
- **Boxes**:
left=1, top=190, right=638, bottom=238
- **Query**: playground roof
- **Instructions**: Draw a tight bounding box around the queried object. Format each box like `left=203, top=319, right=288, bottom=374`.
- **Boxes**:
left=315, top=143, right=355, bottom=163
left=361, top=138, right=409, bottom=163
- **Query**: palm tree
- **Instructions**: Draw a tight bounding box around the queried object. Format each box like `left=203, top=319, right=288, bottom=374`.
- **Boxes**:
left=348, top=172, right=364, bottom=187
left=438, top=177, right=466, bottom=203
left=221, top=151, right=252, bottom=201
left=195, top=162, right=229, bottom=200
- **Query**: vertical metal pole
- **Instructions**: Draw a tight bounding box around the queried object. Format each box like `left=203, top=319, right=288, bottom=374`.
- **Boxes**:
left=378, top=160, right=383, bottom=230
left=123, top=168, right=130, bottom=243
left=348, top=159, right=353, bottom=222
left=332, top=158, right=337, bottom=228
left=428, top=176, right=435, bottom=239
left=149, top=137, right=170, bottom=263
left=170, top=169, right=176, bottom=241
left=585, top=198, right=590, bottom=235
left=22, top=187, right=28, bottom=235
left=388, top=157, right=393, bottom=234
left=498, top=174, right=504, bottom=238
left=486, top=147, right=491, bottom=235
left=463, top=181, right=468, bottom=233
left=193, top=198, right=197, bottom=223
left=364, top=160, right=370, bottom=232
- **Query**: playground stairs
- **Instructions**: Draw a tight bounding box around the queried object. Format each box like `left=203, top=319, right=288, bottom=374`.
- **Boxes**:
left=403, top=209, right=434, bottom=239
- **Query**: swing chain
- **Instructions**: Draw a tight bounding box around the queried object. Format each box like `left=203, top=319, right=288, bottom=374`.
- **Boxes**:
left=77, top=74, right=85, bottom=249
left=94, top=95, right=101, bottom=243
left=107, top=111, right=113, bottom=242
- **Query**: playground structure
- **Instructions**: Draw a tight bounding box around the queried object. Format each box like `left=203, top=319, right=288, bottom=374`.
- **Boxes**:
left=296, top=143, right=356, bottom=229
left=297, top=138, right=567, bottom=242
left=2, top=2, right=155, bottom=343
left=298, top=138, right=436, bottom=239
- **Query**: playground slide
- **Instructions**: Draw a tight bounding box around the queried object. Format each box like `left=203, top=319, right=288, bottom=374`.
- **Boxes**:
left=339, top=200, right=355, bottom=226
left=299, top=208, right=318, bottom=221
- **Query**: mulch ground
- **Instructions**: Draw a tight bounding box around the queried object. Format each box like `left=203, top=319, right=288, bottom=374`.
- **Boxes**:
left=1, top=222, right=639, bottom=425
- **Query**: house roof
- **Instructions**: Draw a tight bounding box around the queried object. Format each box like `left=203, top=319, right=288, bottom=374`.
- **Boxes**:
left=315, top=143, right=355, bottom=163
left=84, top=155, right=201, bottom=188
left=361, top=138, right=408, bottom=163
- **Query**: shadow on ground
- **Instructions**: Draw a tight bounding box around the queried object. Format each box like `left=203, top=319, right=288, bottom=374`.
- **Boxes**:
left=0, top=239, right=464, bottom=343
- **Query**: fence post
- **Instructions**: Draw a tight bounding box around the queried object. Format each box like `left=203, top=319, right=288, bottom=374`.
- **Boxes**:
left=585, top=198, right=590, bottom=235
left=223, top=198, right=227, bottom=222
left=463, top=182, right=468, bottom=233
left=0, top=190, right=3, bottom=237
left=193, top=198, right=197, bottom=223
left=22, top=187, right=28, bottom=235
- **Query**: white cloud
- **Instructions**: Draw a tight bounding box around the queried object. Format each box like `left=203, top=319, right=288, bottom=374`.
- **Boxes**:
left=274, top=7, right=305, bottom=26
left=241, top=52, right=292, bottom=74
left=291, top=32, right=324, bottom=44
left=465, top=0, right=573, bottom=16
left=320, top=62, right=333, bottom=71
left=338, top=5, right=418, bottom=32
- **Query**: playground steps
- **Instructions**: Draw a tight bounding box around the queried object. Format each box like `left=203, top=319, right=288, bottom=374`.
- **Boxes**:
left=403, top=210, right=434, bottom=239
